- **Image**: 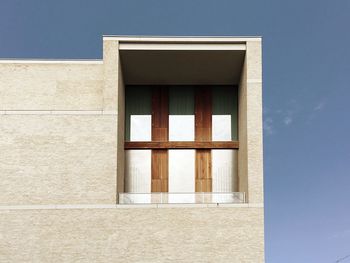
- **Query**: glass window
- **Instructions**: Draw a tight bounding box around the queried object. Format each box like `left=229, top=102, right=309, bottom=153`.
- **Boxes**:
left=169, top=86, right=195, bottom=141
left=124, top=85, right=239, bottom=202
left=125, top=86, right=152, bottom=141
left=212, top=86, right=238, bottom=141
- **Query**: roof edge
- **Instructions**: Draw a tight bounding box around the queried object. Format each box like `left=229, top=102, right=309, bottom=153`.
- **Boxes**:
left=103, top=35, right=262, bottom=42
left=0, top=59, right=103, bottom=64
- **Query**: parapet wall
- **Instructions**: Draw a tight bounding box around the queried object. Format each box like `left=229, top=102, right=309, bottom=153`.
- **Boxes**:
left=0, top=206, right=264, bottom=262
left=0, top=61, right=104, bottom=110
left=0, top=61, right=118, bottom=205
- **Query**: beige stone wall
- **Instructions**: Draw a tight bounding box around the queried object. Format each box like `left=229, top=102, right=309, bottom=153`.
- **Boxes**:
left=246, top=41, right=264, bottom=204
left=103, top=40, right=119, bottom=111
left=0, top=37, right=264, bottom=262
left=0, top=62, right=103, bottom=110
left=238, top=40, right=264, bottom=204
left=0, top=60, right=117, bottom=205
left=116, top=55, right=125, bottom=194
left=0, top=206, right=264, bottom=263
left=238, top=55, right=248, bottom=197
left=0, top=114, right=117, bottom=205
left=103, top=40, right=123, bottom=195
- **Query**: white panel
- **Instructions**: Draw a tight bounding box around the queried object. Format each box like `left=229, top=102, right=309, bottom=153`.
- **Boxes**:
left=212, top=115, right=231, bottom=141
left=169, top=115, right=195, bottom=141
left=169, top=150, right=195, bottom=193
left=125, top=150, right=151, bottom=198
left=167, top=193, right=195, bottom=204
left=212, top=150, right=238, bottom=192
left=130, top=115, right=151, bottom=141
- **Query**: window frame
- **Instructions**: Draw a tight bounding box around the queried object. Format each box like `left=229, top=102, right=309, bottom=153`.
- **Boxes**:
left=124, top=85, right=239, bottom=193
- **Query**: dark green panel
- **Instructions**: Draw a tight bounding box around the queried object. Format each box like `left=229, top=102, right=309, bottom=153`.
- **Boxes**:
left=212, top=86, right=238, bottom=140
left=169, top=86, right=194, bottom=115
left=125, top=85, right=152, bottom=141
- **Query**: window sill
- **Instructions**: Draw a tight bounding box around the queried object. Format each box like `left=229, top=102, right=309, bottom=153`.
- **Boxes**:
left=0, top=203, right=263, bottom=210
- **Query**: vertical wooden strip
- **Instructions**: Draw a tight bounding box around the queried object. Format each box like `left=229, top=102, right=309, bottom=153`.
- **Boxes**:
left=152, top=86, right=169, bottom=141
left=151, top=86, right=169, bottom=192
left=195, top=150, right=212, bottom=192
left=195, top=86, right=212, bottom=192
left=151, top=150, right=168, bottom=192
left=195, top=87, right=212, bottom=141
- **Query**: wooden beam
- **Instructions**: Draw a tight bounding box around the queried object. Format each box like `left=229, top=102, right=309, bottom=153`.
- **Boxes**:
left=195, top=87, right=212, bottom=192
left=151, top=149, right=168, bottom=192
left=152, top=86, right=168, bottom=141
left=151, top=87, right=169, bottom=192
left=125, top=141, right=239, bottom=149
left=195, top=86, right=212, bottom=141
left=196, top=150, right=212, bottom=192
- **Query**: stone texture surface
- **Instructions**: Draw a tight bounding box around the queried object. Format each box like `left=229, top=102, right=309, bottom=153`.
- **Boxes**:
left=0, top=62, right=103, bottom=110
left=0, top=115, right=117, bottom=205
left=246, top=40, right=264, bottom=204
left=103, top=40, right=119, bottom=111
left=246, top=41, right=262, bottom=80
left=238, top=57, right=248, bottom=197
left=103, top=39, right=124, bottom=196
left=246, top=82, right=264, bottom=204
left=238, top=40, right=263, bottom=204
left=0, top=207, right=264, bottom=263
left=0, top=37, right=264, bottom=262
left=116, top=57, right=125, bottom=194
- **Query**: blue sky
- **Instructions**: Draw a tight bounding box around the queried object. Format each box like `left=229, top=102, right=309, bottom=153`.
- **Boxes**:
left=1, top=1, right=350, bottom=262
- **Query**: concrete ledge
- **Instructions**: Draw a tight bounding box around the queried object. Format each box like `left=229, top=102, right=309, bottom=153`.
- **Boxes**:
left=51, top=110, right=103, bottom=115
left=102, top=110, right=118, bottom=115
left=248, top=203, right=264, bottom=208
left=156, top=203, right=209, bottom=208
left=119, top=43, right=246, bottom=51
left=104, top=35, right=262, bottom=42
left=247, top=78, right=263, bottom=83
left=217, top=203, right=249, bottom=208
left=0, top=204, right=117, bottom=210
left=116, top=204, right=158, bottom=209
left=0, top=59, right=103, bottom=64
left=4, top=110, right=52, bottom=115
left=0, top=110, right=117, bottom=115
left=0, top=203, right=262, bottom=210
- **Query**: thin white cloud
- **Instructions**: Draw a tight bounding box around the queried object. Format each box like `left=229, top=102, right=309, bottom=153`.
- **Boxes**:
left=330, top=228, right=350, bottom=239
left=281, top=99, right=300, bottom=126
left=306, top=100, right=327, bottom=123
left=313, top=101, right=325, bottom=111
left=265, top=99, right=326, bottom=129
left=283, top=116, right=292, bottom=126
left=264, top=117, right=274, bottom=135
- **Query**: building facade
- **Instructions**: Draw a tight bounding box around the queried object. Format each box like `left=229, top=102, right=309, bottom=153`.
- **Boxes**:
left=0, top=36, right=264, bottom=262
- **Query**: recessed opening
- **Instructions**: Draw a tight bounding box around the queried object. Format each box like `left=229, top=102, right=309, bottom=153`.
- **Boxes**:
left=119, top=45, right=246, bottom=204
left=120, top=49, right=245, bottom=85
